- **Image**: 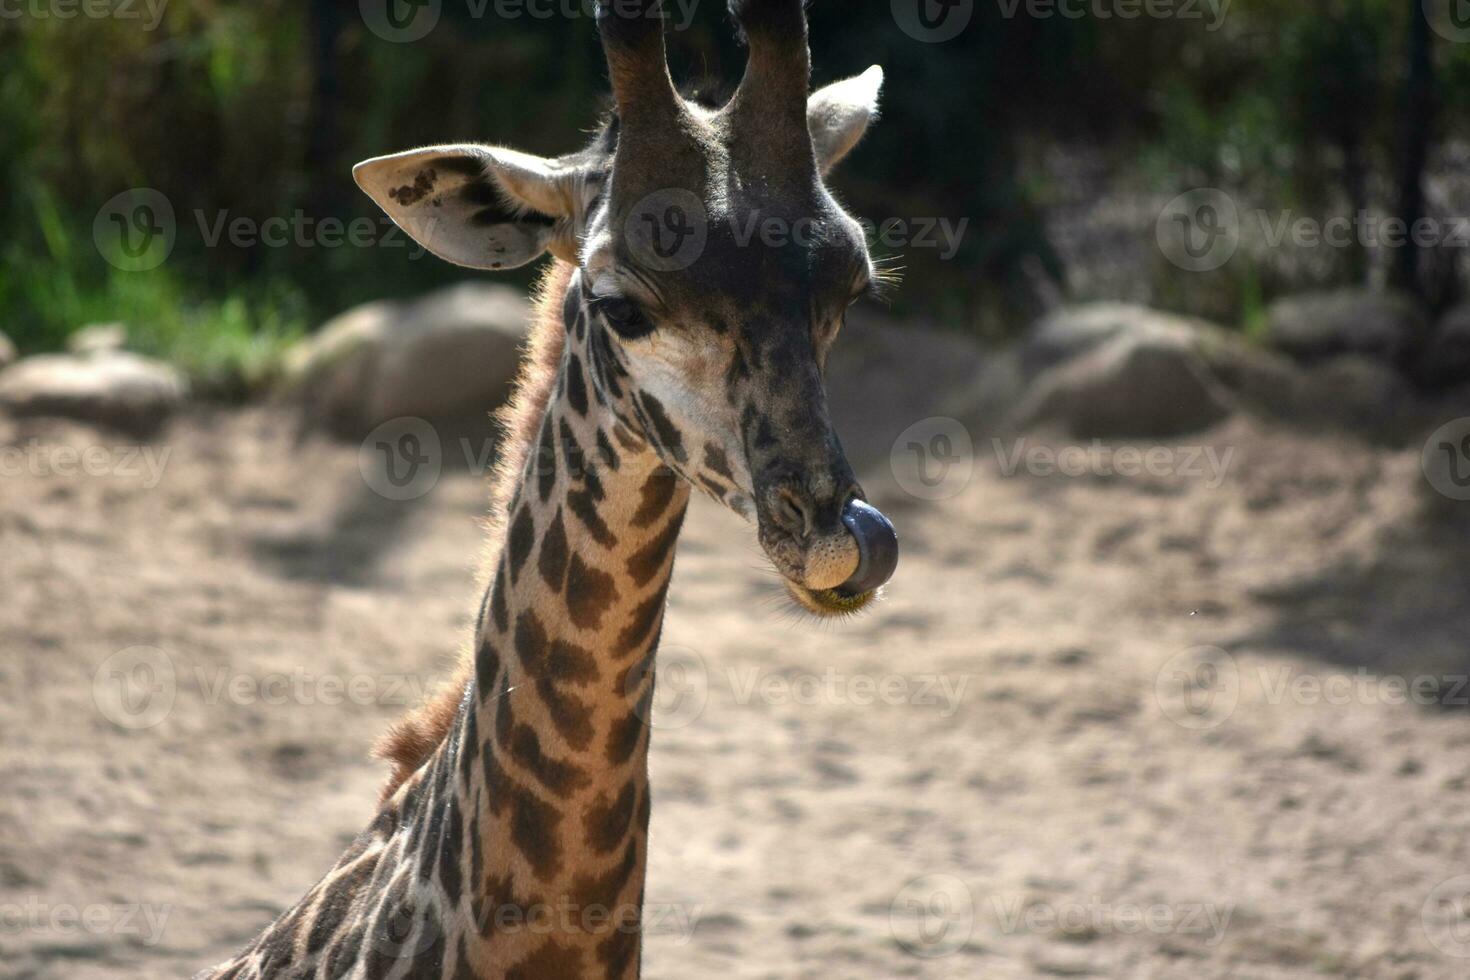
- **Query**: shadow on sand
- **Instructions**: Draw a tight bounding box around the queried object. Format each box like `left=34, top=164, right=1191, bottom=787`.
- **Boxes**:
left=1230, top=494, right=1470, bottom=709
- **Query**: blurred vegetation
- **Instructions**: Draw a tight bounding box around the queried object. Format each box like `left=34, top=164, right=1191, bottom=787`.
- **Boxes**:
left=2, top=0, right=1469, bottom=386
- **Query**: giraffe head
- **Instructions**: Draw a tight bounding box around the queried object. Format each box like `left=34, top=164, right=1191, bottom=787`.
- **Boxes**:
left=354, top=0, right=898, bottom=616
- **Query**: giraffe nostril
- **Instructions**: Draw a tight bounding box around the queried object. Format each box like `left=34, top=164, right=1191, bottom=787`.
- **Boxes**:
left=773, top=486, right=813, bottom=540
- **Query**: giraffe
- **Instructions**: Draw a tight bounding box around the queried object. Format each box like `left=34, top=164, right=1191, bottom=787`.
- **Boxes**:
left=195, top=1, right=897, bottom=976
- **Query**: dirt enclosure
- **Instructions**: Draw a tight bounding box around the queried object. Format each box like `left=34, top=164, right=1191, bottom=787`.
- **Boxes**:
left=4, top=323, right=1470, bottom=979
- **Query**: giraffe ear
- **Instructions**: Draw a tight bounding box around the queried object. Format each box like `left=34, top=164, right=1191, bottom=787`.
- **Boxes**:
left=353, top=144, right=592, bottom=270
left=808, top=66, right=884, bottom=175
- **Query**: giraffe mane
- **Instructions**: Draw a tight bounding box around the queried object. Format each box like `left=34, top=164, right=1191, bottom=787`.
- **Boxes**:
left=372, top=259, right=575, bottom=800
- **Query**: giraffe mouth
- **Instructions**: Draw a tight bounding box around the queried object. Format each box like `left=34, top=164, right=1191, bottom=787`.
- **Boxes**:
left=779, top=500, right=898, bottom=618
left=783, top=580, right=882, bottom=617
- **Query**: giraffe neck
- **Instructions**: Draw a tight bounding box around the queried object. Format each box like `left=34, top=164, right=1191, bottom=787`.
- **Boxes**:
left=441, top=266, right=689, bottom=976
left=198, top=267, right=687, bottom=980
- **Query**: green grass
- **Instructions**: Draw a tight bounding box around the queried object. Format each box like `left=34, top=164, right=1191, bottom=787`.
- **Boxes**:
left=1238, top=265, right=1269, bottom=342
left=1, top=186, right=306, bottom=399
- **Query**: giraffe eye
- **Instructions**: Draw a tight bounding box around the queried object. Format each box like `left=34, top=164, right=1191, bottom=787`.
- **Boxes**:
left=591, top=295, right=653, bottom=340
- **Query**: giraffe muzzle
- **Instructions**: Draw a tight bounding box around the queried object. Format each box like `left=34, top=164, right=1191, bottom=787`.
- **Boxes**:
left=834, top=498, right=899, bottom=597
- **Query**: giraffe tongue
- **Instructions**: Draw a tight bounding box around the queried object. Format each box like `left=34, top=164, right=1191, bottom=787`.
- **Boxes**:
left=834, top=499, right=899, bottom=597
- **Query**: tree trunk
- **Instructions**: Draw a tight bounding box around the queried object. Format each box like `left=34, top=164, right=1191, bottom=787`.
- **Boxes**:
left=306, top=0, right=347, bottom=218
left=1390, top=0, right=1435, bottom=299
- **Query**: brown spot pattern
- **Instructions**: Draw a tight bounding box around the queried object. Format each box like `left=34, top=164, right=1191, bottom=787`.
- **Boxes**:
left=567, top=554, right=619, bottom=630
left=539, top=508, right=569, bottom=591
left=703, top=443, right=734, bottom=480
left=506, top=940, right=585, bottom=980
left=615, top=577, right=671, bottom=658
left=568, top=488, right=617, bottom=548
left=625, top=509, right=686, bottom=587
left=507, top=507, right=535, bottom=583
left=584, top=781, right=639, bottom=855
left=631, top=468, right=677, bottom=529
left=387, top=168, right=437, bottom=206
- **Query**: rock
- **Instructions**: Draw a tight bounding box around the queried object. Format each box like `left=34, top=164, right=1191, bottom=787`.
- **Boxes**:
left=1296, top=355, right=1415, bottom=440
left=281, top=301, right=394, bottom=437
left=1418, top=305, right=1470, bottom=388
left=1262, top=289, right=1425, bottom=366
left=1194, top=330, right=1305, bottom=420
left=282, top=283, right=531, bottom=438
left=1020, top=303, right=1219, bottom=380
left=0, top=352, right=187, bottom=434
left=67, top=322, right=129, bottom=356
left=1011, top=328, right=1235, bottom=438
left=1016, top=301, right=1423, bottom=438
left=0, top=331, right=14, bottom=370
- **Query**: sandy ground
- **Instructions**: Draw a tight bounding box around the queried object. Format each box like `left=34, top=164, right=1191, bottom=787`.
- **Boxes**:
left=4, top=321, right=1470, bottom=979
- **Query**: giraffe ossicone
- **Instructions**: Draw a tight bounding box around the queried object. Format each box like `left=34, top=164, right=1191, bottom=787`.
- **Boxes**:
left=197, top=1, right=897, bottom=976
